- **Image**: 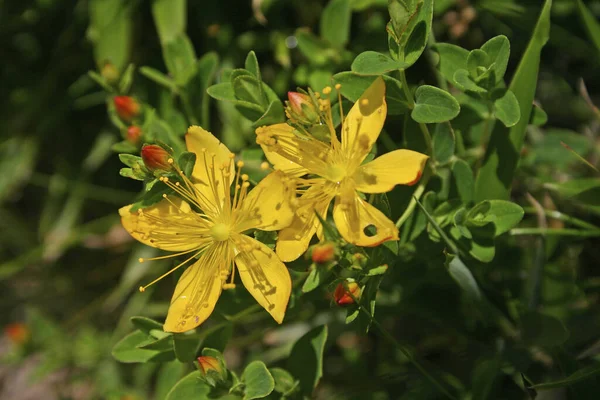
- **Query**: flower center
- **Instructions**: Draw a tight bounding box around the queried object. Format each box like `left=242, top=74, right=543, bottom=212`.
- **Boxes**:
left=327, top=164, right=346, bottom=183
left=210, top=223, right=230, bottom=242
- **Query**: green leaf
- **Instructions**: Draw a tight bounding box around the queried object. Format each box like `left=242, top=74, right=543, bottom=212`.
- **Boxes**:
left=351, top=51, right=405, bottom=75
left=233, top=75, right=267, bottom=107
left=445, top=255, right=482, bottom=301
left=466, top=200, right=524, bottom=237
left=521, top=311, right=569, bottom=347
left=244, top=51, right=261, bottom=81
left=493, top=89, right=520, bottom=127
left=202, top=324, right=233, bottom=353
left=321, top=0, right=352, bottom=48
left=576, top=0, right=600, bottom=54
left=530, top=103, right=548, bottom=126
left=302, top=265, right=331, bottom=293
left=163, top=34, right=197, bottom=86
left=252, top=100, right=285, bottom=128
left=432, top=123, right=455, bottom=164
left=402, top=0, right=433, bottom=68
left=332, top=72, right=410, bottom=114
left=119, top=63, right=136, bottom=94
left=207, top=82, right=236, bottom=102
left=165, top=371, right=211, bottom=400
left=270, top=368, right=299, bottom=395
left=471, top=358, right=502, bottom=400
left=140, top=66, right=178, bottom=92
left=242, top=361, right=275, bottom=400
left=474, top=0, right=552, bottom=201
left=130, top=316, right=163, bottom=334
left=88, top=0, right=133, bottom=71
left=287, top=325, right=328, bottom=396
left=481, top=35, right=511, bottom=83
left=155, top=361, right=187, bottom=400
left=233, top=100, right=267, bottom=122
left=412, top=85, right=460, bottom=123
left=453, top=69, right=487, bottom=93
left=151, top=0, right=186, bottom=44
left=173, top=331, right=201, bottom=362
left=530, top=363, right=600, bottom=390
left=433, top=43, right=469, bottom=86
left=112, top=331, right=174, bottom=363
left=177, top=152, right=196, bottom=177
left=452, top=159, right=474, bottom=205
left=544, top=178, right=600, bottom=206
left=467, top=49, right=490, bottom=79
left=295, top=30, right=332, bottom=66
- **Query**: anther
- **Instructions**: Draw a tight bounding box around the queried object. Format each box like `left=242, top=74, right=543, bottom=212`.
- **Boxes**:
left=138, top=258, right=144, bottom=263
left=162, top=194, right=168, bottom=198
left=236, top=161, right=244, bottom=168
left=167, top=158, right=174, bottom=164
left=260, top=161, right=270, bottom=170
left=139, top=286, right=145, bottom=292
left=323, top=86, right=332, bottom=95
left=335, top=83, right=341, bottom=90
left=241, top=174, right=249, bottom=181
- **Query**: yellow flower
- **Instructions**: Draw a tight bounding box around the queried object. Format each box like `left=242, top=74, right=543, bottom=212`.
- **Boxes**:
left=256, top=77, right=429, bottom=262
left=120, top=126, right=295, bottom=332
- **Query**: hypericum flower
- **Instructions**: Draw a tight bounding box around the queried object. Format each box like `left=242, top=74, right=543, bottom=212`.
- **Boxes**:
left=310, top=242, right=336, bottom=264
left=256, top=78, right=429, bottom=261
left=333, top=280, right=361, bottom=306
left=286, top=91, right=319, bottom=125
left=120, top=126, right=295, bottom=332
left=114, top=96, right=140, bottom=121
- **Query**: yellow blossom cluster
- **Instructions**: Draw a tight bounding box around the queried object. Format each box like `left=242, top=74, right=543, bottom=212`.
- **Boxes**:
left=119, top=77, right=428, bottom=332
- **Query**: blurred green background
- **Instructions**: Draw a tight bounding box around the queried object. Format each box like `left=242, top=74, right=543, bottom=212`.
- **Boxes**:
left=2, top=0, right=600, bottom=399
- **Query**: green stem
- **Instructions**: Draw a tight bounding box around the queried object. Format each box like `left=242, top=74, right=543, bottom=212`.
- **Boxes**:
left=426, top=32, right=448, bottom=91
left=399, top=69, right=433, bottom=155
left=510, top=228, right=600, bottom=237
left=523, top=207, right=600, bottom=231
left=395, top=166, right=431, bottom=228
left=342, top=282, right=457, bottom=400
left=180, top=91, right=199, bottom=126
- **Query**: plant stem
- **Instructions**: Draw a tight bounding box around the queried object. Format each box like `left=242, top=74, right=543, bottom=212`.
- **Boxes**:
left=522, top=207, right=600, bottom=231
left=510, top=228, right=600, bottom=237
left=395, top=165, right=432, bottom=228
left=399, top=69, right=433, bottom=155
left=180, top=91, right=199, bottom=125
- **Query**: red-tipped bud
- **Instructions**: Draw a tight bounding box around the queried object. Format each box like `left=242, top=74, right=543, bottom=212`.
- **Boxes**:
left=285, top=91, right=320, bottom=125
left=288, top=92, right=312, bottom=114
left=197, top=356, right=222, bottom=375
left=114, top=96, right=140, bottom=121
left=334, top=280, right=361, bottom=306
left=4, top=323, right=30, bottom=345
left=141, top=145, right=171, bottom=171
left=101, top=62, right=119, bottom=84
left=311, top=242, right=336, bottom=264
left=126, top=126, right=142, bottom=144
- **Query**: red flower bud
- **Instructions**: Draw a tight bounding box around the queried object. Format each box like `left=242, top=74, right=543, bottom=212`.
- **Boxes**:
left=4, top=323, right=30, bottom=345
left=197, top=356, right=222, bottom=375
left=334, top=281, right=361, bottom=306
left=114, top=96, right=140, bottom=121
left=141, top=145, right=172, bottom=171
left=285, top=91, right=320, bottom=125
left=311, top=242, right=336, bottom=264
left=287, top=92, right=312, bottom=114
left=126, top=126, right=142, bottom=144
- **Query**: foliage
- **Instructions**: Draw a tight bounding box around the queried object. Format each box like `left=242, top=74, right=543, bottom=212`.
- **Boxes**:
left=3, top=0, right=600, bottom=399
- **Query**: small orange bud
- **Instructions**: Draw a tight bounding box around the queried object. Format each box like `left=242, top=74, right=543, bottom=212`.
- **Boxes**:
left=141, top=145, right=171, bottom=171
left=285, top=91, right=320, bottom=125
left=114, top=96, right=140, bottom=121
left=287, top=92, right=312, bottom=114
left=4, top=323, right=30, bottom=345
left=126, top=126, right=142, bottom=144
left=101, top=61, right=119, bottom=84
left=311, top=243, right=336, bottom=264
left=334, top=280, right=361, bottom=306
left=197, top=356, right=222, bottom=375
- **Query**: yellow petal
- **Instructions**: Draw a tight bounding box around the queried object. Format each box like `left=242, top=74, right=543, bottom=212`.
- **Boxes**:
left=236, top=170, right=296, bottom=232
left=341, top=77, right=387, bottom=163
left=276, top=181, right=334, bottom=262
left=256, top=124, right=308, bottom=177
left=234, top=235, right=291, bottom=324
left=333, top=190, right=399, bottom=247
left=186, top=126, right=234, bottom=206
left=256, top=123, right=330, bottom=177
left=354, top=149, right=429, bottom=193
left=119, top=199, right=204, bottom=252
left=164, top=244, right=226, bottom=332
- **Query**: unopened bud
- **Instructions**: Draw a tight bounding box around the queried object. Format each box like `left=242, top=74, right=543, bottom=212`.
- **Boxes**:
left=114, top=96, right=140, bottom=121
left=285, top=91, right=320, bottom=125
left=101, top=61, right=119, bottom=84
left=311, top=242, right=336, bottom=264
left=4, top=323, right=30, bottom=345
left=334, top=280, right=361, bottom=306
left=126, top=126, right=142, bottom=144
left=197, top=356, right=222, bottom=375
left=141, top=145, right=171, bottom=171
